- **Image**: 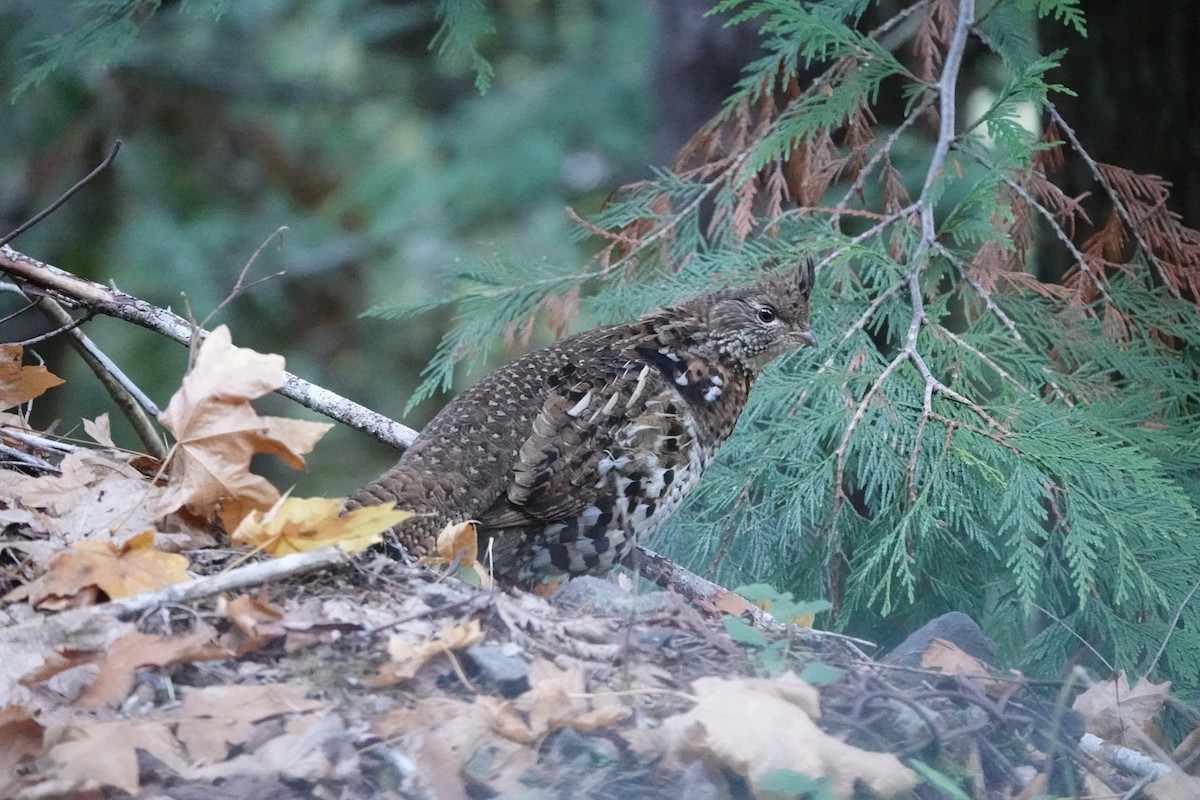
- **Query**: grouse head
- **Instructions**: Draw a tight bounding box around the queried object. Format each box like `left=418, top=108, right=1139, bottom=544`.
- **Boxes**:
left=692, top=256, right=818, bottom=372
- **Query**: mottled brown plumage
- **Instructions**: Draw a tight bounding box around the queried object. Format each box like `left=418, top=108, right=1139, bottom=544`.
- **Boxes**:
left=346, top=260, right=817, bottom=586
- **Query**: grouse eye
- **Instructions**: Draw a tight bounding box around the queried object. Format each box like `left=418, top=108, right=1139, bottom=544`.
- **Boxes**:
left=756, top=305, right=777, bottom=324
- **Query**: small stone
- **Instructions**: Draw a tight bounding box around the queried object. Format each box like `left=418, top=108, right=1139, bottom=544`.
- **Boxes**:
left=544, top=727, right=620, bottom=769
left=463, top=644, right=530, bottom=698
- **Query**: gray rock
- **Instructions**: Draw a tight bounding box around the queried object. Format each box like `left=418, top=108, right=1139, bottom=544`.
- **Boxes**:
left=463, top=644, right=530, bottom=697
left=882, top=611, right=996, bottom=668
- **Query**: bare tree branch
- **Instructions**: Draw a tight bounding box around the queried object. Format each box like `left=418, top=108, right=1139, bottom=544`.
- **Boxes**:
left=0, top=244, right=419, bottom=450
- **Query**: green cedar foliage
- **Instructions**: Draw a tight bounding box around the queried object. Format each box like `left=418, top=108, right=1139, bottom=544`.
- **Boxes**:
left=382, top=0, right=1200, bottom=694
left=10, top=0, right=230, bottom=97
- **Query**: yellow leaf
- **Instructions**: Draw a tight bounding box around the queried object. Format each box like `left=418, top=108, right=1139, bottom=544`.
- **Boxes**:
left=231, top=495, right=414, bottom=555
left=0, top=344, right=63, bottom=410
left=156, top=326, right=333, bottom=526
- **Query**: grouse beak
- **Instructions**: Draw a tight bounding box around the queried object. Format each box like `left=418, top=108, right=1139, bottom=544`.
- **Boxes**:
left=797, top=329, right=819, bottom=348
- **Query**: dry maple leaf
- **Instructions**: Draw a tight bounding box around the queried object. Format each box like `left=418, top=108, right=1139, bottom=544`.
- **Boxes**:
left=156, top=325, right=332, bottom=528
left=176, top=683, right=329, bottom=764
left=370, top=696, right=536, bottom=797
left=657, top=673, right=917, bottom=799
left=40, top=718, right=187, bottom=795
left=1073, top=669, right=1171, bottom=745
left=0, top=344, right=64, bottom=410
left=82, top=412, right=117, bottom=447
left=80, top=629, right=230, bottom=709
left=0, top=704, right=44, bottom=794
left=4, top=530, right=191, bottom=610
left=10, top=449, right=174, bottom=554
left=370, top=619, right=486, bottom=684
left=230, top=495, right=412, bottom=555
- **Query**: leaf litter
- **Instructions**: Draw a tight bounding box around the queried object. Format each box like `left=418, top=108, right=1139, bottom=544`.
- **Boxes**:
left=3, top=329, right=1200, bottom=798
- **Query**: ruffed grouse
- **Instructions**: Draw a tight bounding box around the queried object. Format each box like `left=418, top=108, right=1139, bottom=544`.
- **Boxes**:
left=346, top=260, right=817, bottom=586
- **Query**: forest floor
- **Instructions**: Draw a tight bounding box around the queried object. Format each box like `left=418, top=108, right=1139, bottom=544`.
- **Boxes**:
left=2, top=541, right=1191, bottom=800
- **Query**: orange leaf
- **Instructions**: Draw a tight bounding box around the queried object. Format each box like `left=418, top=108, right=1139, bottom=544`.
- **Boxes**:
left=156, top=326, right=332, bottom=527
left=4, top=530, right=191, bottom=609
left=920, top=638, right=990, bottom=678
left=0, top=344, right=63, bottom=410
left=231, top=495, right=413, bottom=555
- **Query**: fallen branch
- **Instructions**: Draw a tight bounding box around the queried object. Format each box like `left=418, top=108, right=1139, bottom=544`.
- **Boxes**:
left=1079, top=733, right=1172, bottom=783
left=32, top=291, right=167, bottom=458
left=634, top=546, right=777, bottom=628
left=0, top=546, right=355, bottom=650
left=0, top=244, right=418, bottom=450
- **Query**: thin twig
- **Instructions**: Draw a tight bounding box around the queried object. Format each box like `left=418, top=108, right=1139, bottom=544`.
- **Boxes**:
left=2, top=426, right=79, bottom=455
left=932, top=242, right=1073, bottom=405
left=1144, top=577, right=1200, bottom=680
left=198, top=226, right=289, bottom=332
left=0, top=443, right=59, bottom=472
left=826, top=0, right=977, bottom=540
left=30, top=290, right=166, bottom=458
left=0, top=245, right=419, bottom=450
left=0, top=141, right=122, bottom=248
left=1047, top=105, right=1176, bottom=297
left=632, top=546, right=776, bottom=629
left=1033, top=605, right=1114, bottom=674
left=833, top=95, right=935, bottom=219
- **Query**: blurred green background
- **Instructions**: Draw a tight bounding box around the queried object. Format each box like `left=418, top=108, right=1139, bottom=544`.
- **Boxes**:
left=0, top=0, right=660, bottom=494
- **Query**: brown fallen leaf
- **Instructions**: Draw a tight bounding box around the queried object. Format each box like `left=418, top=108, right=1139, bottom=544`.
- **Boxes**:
left=0, top=344, right=64, bottom=410
left=1144, top=769, right=1200, bottom=800
left=371, top=619, right=486, bottom=684
left=4, top=530, right=191, bottom=609
left=231, top=494, right=412, bottom=555
left=475, top=695, right=538, bottom=745
left=40, top=718, right=188, bottom=795
left=0, top=704, right=44, bottom=793
left=183, top=710, right=349, bottom=784
left=1073, top=670, right=1171, bottom=745
left=420, top=520, right=492, bottom=588
left=512, top=659, right=628, bottom=736
left=80, top=629, right=230, bottom=708
left=919, top=638, right=1017, bottom=696
left=217, top=593, right=286, bottom=654
left=175, top=683, right=329, bottom=764
left=156, top=325, right=332, bottom=529
left=371, top=696, right=535, bottom=797
left=82, top=412, right=117, bottom=447
left=657, top=673, right=917, bottom=799
left=10, top=449, right=172, bottom=550
left=699, top=587, right=759, bottom=618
